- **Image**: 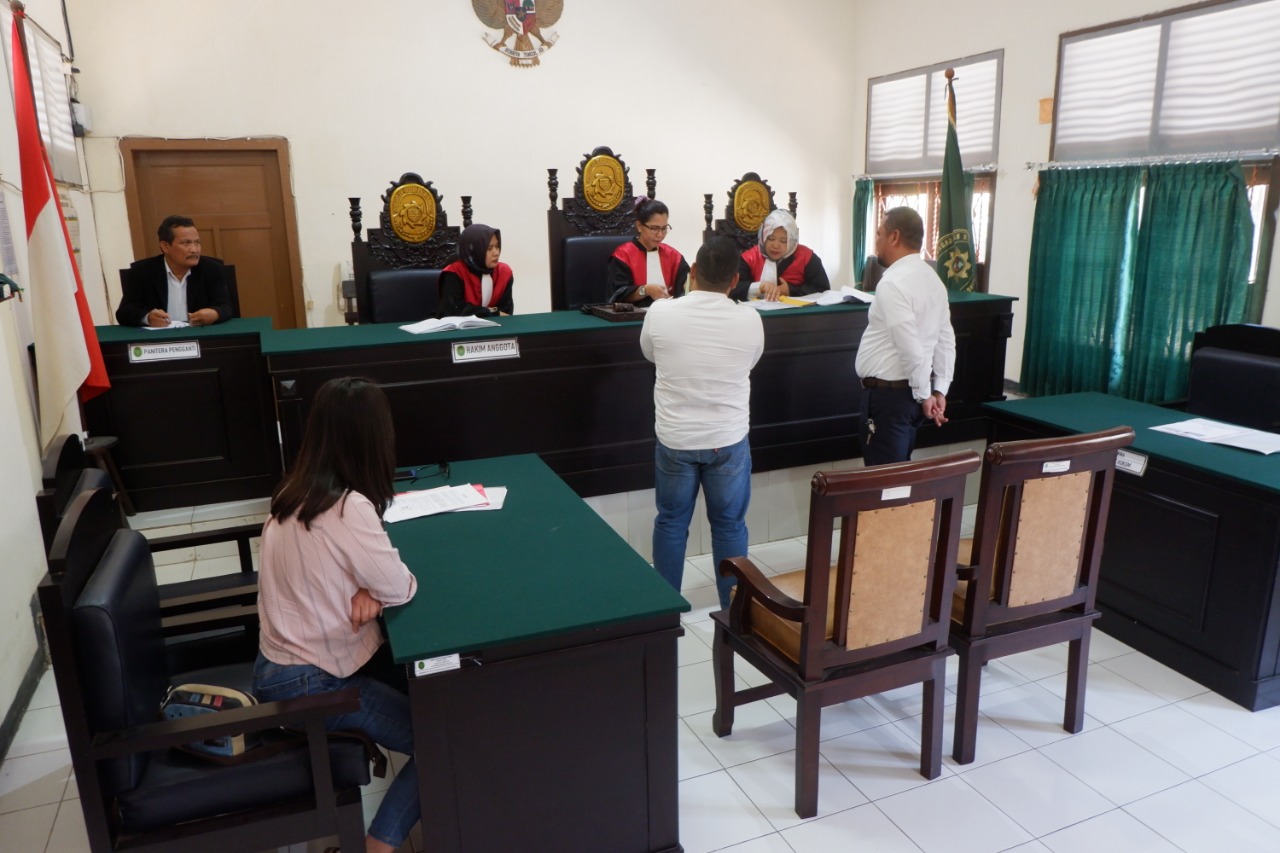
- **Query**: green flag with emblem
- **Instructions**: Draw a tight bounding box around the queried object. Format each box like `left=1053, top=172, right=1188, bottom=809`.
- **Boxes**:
left=936, top=69, right=975, bottom=292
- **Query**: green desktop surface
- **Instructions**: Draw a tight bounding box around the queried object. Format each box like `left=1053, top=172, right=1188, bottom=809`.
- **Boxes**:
left=95, top=316, right=272, bottom=343
left=261, top=292, right=1012, bottom=356
left=986, top=392, right=1280, bottom=493
left=381, top=453, right=689, bottom=662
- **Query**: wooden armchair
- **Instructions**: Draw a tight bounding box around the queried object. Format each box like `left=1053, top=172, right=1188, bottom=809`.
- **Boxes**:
left=950, top=426, right=1134, bottom=764
left=702, top=171, right=797, bottom=251
left=38, top=521, right=371, bottom=852
left=713, top=451, right=980, bottom=818
left=547, top=145, right=654, bottom=310
left=348, top=172, right=473, bottom=323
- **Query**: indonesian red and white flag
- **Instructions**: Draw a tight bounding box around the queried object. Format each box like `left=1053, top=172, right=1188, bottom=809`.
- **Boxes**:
left=11, top=8, right=108, bottom=450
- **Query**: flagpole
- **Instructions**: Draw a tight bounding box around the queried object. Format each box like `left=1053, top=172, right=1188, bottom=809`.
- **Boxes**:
left=9, top=2, right=41, bottom=142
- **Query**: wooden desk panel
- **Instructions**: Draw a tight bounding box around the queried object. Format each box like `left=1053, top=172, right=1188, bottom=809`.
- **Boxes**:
left=267, top=296, right=1014, bottom=497
left=985, top=393, right=1280, bottom=710
left=384, top=454, right=687, bottom=852
left=82, top=319, right=281, bottom=511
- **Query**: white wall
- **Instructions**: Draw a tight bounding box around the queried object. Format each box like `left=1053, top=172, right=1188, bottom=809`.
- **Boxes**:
left=67, top=0, right=862, bottom=326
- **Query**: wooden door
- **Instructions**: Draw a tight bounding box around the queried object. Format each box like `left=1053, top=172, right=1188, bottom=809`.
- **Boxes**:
left=121, top=139, right=305, bottom=329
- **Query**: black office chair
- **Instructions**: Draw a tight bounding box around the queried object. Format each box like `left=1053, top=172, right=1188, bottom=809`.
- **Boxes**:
left=562, top=234, right=630, bottom=309
left=1187, top=348, right=1280, bottom=430
left=49, top=487, right=260, bottom=672
left=861, top=255, right=887, bottom=292
left=40, top=524, right=372, bottom=853
left=219, top=261, right=240, bottom=318
left=368, top=268, right=442, bottom=323
left=37, top=434, right=115, bottom=551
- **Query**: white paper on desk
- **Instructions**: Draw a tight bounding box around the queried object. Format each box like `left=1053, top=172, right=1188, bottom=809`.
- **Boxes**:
left=1151, top=418, right=1280, bottom=454
left=748, top=299, right=796, bottom=311
left=384, top=483, right=488, bottom=522
left=814, top=286, right=874, bottom=305
left=143, top=319, right=190, bottom=329
left=454, top=486, right=507, bottom=511
left=1206, top=431, right=1280, bottom=454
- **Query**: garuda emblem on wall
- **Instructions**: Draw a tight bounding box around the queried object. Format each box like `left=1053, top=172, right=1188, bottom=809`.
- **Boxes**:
left=473, top=0, right=563, bottom=68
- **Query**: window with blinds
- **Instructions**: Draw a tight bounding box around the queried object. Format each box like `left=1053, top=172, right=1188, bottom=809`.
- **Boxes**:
left=1053, top=0, right=1280, bottom=160
left=0, top=7, right=82, bottom=185
left=865, top=51, right=1002, bottom=176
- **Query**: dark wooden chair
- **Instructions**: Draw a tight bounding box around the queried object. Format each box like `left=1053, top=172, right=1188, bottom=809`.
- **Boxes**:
left=348, top=172, right=473, bottom=324
left=38, top=519, right=371, bottom=853
left=547, top=145, right=654, bottom=310
left=950, top=426, right=1134, bottom=765
left=702, top=172, right=797, bottom=251
left=712, top=451, right=981, bottom=818
left=48, top=487, right=261, bottom=672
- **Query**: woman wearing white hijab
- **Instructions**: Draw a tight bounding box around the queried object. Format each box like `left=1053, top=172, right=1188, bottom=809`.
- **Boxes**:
left=733, top=209, right=830, bottom=302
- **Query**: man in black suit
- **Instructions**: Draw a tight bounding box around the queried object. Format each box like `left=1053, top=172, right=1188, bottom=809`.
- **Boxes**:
left=115, top=215, right=232, bottom=327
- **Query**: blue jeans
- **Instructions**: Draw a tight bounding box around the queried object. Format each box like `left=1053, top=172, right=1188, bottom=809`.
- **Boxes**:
left=253, top=652, right=419, bottom=849
left=653, top=436, right=751, bottom=609
left=861, top=387, right=926, bottom=466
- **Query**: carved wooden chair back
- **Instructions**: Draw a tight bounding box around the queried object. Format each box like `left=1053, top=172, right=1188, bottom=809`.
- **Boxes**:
left=546, top=145, right=654, bottom=310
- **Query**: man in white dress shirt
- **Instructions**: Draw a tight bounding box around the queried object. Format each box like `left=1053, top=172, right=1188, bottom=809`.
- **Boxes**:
left=854, top=206, right=956, bottom=465
left=640, top=237, right=764, bottom=608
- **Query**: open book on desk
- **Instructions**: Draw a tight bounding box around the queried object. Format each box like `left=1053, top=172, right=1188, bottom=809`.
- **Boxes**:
left=400, top=316, right=500, bottom=334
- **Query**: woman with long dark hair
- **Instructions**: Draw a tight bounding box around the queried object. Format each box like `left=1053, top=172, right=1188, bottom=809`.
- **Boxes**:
left=253, top=377, right=418, bottom=853
left=606, top=196, right=689, bottom=305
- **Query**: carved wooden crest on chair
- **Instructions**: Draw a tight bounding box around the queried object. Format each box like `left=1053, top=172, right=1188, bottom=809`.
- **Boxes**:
left=547, top=146, right=655, bottom=310
left=702, top=172, right=798, bottom=251
left=348, top=173, right=474, bottom=324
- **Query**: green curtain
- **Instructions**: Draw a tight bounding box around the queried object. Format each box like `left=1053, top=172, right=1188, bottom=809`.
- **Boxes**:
left=852, top=178, right=873, bottom=285
left=1119, top=162, right=1254, bottom=402
left=1021, top=167, right=1142, bottom=398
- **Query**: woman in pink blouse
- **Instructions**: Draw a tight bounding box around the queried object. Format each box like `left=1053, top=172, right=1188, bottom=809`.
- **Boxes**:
left=253, top=377, right=418, bottom=853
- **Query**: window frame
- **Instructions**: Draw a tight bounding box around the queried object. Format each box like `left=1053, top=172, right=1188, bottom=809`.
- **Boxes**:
left=865, top=172, right=998, bottom=292
left=865, top=49, right=1004, bottom=178
left=1049, top=0, right=1280, bottom=162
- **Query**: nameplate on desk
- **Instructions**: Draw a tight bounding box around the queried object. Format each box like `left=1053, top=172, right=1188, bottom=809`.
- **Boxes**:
left=452, top=338, right=520, bottom=363
left=128, top=341, right=201, bottom=363
left=1116, top=449, right=1148, bottom=476
left=414, top=654, right=461, bottom=677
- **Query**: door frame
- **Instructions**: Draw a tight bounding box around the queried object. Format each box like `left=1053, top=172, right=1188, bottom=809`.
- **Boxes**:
left=119, top=137, right=307, bottom=328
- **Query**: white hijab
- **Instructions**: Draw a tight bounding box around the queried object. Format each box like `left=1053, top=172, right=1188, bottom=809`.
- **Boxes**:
left=758, top=209, right=799, bottom=261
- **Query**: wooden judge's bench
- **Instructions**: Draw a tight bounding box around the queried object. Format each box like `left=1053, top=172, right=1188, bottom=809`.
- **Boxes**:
left=83, top=294, right=1014, bottom=511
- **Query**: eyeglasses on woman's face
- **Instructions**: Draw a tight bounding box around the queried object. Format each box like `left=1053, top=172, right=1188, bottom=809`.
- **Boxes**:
left=642, top=224, right=672, bottom=235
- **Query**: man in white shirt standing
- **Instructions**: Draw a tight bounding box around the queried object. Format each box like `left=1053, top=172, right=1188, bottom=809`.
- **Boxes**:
left=640, top=236, right=765, bottom=608
left=854, top=206, right=956, bottom=465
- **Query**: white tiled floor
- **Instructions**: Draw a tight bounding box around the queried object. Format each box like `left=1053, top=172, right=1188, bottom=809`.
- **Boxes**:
left=10, top=502, right=1280, bottom=851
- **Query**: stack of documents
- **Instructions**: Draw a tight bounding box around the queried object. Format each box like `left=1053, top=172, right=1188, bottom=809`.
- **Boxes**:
left=810, top=286, right=874, bottom=306
left=1150, top=418, right=1280, bottom=455
left=750, top=286, right=874, bottom=311
left=385, top=483, right=508, bottom=522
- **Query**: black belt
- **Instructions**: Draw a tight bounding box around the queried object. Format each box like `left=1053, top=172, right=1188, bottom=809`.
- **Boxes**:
left=861, top=377, right=910, bottom=390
